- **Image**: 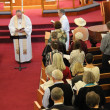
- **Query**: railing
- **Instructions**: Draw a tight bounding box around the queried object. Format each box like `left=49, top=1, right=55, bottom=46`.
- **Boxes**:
left=41, top=0, right=93, bottom=11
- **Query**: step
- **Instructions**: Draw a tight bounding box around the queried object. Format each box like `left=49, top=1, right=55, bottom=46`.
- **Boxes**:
left=0, top=21, right=102, bottom=30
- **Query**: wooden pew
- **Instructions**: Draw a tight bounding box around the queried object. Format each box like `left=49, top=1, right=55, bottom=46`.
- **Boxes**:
left=105, top=96, right=110, bottom=103
left=37, top=89, right=44, bottom=106
left=93, top=54, right=102, bottom=61
left=100, top=73, right=110, bottom=79
left=100, top=84, right=110, bottom=91
left=100, top=84, right=110, bottom=97
left=41, top=62, right=47, bottom=81
left=41, top=67, right=47, bottom=81
left=45, top=31, right=50, bottom=45
left=39, top=85, right=45, bottom=93
left=88, top=47, right=100, bottom=53
left=40, top=78, right=46, bottom=85
left=34, top=101, right=41, bottom=110
left=99, top=73, right=110, bottom=85
left=100, top=1, right=110, bottom=24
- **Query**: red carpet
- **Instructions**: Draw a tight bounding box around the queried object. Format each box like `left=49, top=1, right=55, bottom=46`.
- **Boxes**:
left=0, top=9, right=103, bottom=26
left=0, top=42, right=45, bottom=110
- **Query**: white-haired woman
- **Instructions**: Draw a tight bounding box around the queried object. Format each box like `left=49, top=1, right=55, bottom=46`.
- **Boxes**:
left=52, top=53, right=71, bottom=83
left=74, top=71, right=105, bottom=110
left=69, top=32, right=88, bottom=54
left=41, top=65, right=56, bottom=90
left=73, top=17, right=89, bottom=41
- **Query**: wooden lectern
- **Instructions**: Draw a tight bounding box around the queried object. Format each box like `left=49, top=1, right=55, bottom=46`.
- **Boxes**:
left=100, top=1, right=110, bottom=24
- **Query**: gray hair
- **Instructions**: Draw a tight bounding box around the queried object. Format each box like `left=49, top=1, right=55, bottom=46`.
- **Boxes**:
left=59, top=9, right=65, bottom=14
left=51, top=87, right=64, bottom=101
left=52, top=69, right=63, bottom=80
left=45, top=65, right=56, bottom=77
left=83, top=71, right=95, bottom=84
left=16, top=10, right=22, bottom=14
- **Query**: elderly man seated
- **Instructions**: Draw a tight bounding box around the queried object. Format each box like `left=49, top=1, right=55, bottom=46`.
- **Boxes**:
left=42, top=69, right=73, bottom=108
left=47, top=87, right=75, bottom=110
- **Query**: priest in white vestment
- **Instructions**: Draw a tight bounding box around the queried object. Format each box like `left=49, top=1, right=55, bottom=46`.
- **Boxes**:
left=9, top=10, right=32, bottom=63
left=58, top=9, right=70, bottom=50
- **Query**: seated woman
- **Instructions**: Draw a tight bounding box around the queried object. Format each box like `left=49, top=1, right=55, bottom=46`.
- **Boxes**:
left=69, top=32, right=88, bottom=54
left=52, top=53, right=72, bottom=83
left=74, top=71, right=105, bottom=110
left=70, top=40, right=85, bottom=72
left=42, top=32, right=57, bottom=66
left=71, top=62, right=84, bottom=87
left=46, top=41, right=59, bottom=66
left=41, top=65, right=56, bottom=90
left=73, top=17, right=89, bottom=42
left=84, top=53, right=100, bottom=83
left=48, top=21, right=67, bottom=45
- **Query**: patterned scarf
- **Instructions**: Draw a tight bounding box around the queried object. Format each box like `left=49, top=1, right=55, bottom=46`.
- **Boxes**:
left=14, top=14, right=27, bottom=54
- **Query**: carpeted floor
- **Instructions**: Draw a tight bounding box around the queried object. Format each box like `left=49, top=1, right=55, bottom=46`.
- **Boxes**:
left=0, top=42, right=45, bottom=110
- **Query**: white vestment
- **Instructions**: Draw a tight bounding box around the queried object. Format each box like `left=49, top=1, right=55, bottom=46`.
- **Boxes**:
left=60, top=15, right=70, bottom=50
left=9, top=15, right=32, bottom=63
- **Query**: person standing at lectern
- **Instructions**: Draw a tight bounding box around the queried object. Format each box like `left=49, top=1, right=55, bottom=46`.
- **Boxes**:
left=9, top=10, right=32, bottom=63
left=58, top=9, right=70, bottom=51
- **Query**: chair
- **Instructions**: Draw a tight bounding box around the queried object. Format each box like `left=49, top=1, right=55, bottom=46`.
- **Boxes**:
left=100, top=1, right=110, bottom=24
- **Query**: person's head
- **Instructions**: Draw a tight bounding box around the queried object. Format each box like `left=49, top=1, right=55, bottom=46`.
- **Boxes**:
left=74, top=17, right=86, bottom=27
left=52, top=69, right=63, bottom=82
left=51, top=87, right=64, bottom=103
left=74, top=40, right=82, bottom=51
left=85, top=53, right=93, bottom=64
left=54, top=21, right=62, bottom=29
left=86, top=91, right=100, bottom=108
left=16, top=10, right=22, bottom=19
left=51, top=41, right=58, bottom=50
left=75, top=32, right=83, bottom=40
left=45, top=65, right=56, bottom=78
left=83, top=71, right=95, bottom=84
left=71, top=62, right=84, bottom=76
left=106, top=21, right=110, bottom=30
left=58, top=9, right=65, bottom=18
left=52, top=53, right=66, bottom=71
left=51, top=32, right=58, bottom=41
